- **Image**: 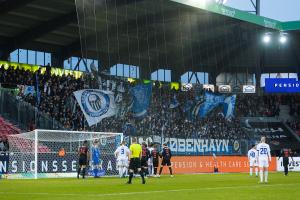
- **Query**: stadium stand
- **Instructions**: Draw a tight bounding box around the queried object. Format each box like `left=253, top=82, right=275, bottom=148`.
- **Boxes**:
left=1, top=63, right=242, bottom=138
left=0, top=116, right=20, bottom=136
left=288, top=121, right=300, bottom=136
left=0, top=63, right=299, bottom=146
left=8, top=137, right=50, bottom=153
left=0, top=115, right=20, bottom=152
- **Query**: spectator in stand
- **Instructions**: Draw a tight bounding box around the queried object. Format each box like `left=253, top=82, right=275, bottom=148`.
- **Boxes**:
left=287, top=120, right=300, bottom=136
left=0, top=138, right=5, bottom=152
left=28, top=120, right=36, bottom=131
left=4, top=138, right=9, bottom=152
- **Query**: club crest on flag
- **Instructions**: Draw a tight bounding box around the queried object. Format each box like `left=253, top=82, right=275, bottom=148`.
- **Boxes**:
left=81, top=90, right=110, bottom=117
left=74, top=89, right=117, bottom=126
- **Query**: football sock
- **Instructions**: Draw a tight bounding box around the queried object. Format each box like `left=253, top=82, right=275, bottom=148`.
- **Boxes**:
left=148, top=166, right=152, bottom=176
left=264, top=171, right=268, bottom=182
left=250, top=168, right=253, bottom=176
left=154, top=168, right=157, bottom=175
left=169, top=167, right=173, bottom=175
left=119, top=167, right=123, bottom=177
left=93, top=168, right=98, bottom=177
left=255, top=168, right=258, bottom=176
left=260, top=169, right=263, bottom=182
left=159, top=167, right=163, bottom=175
left=123, top=167, right=127, bottom=176
left=82, top=168, right=86, bottom=178
left=77, top=168, right=81, bottom=177
left=139, top=170, right=145, bottom=182
left=128, top=172, right=133, bottom=183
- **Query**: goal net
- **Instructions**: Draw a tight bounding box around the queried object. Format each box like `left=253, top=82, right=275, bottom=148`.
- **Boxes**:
left=6, top=129, right=123, bottom=179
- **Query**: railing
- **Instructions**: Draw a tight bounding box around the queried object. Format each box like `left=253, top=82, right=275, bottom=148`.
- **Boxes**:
left=0, top=88, right=65, bottom=131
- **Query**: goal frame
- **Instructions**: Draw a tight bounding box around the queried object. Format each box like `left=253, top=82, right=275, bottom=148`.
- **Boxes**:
left=8, top=129, right=123, bottom=179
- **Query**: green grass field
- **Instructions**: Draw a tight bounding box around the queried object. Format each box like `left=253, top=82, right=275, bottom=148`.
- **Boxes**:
left=1, top=172, right=299, bottom=200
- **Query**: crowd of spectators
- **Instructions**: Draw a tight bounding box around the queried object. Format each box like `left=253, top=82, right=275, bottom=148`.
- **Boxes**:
left=235, top=94, right=280, bottom=117
left=0, top=65, right=86, bottom=130
left=287, top=121, right=300, bottom=136
left=236, top=94, right=300, bottom=117
left=0, top=64, right=299, bottom=140
left=127, top=86, right=247, bottom=140
left=0, top=137, right=9, bottom=152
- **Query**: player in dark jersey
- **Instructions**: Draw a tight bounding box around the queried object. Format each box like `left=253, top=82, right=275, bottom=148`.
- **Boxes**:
left=278, top=148, right=294, bottom=176
left=77, top=140, right=89, bottom=179
left=158, top=143, right=173, bottom=177
left=141, top=142, right=150, bottom=177
left=151, top=144, right=159, bottom=177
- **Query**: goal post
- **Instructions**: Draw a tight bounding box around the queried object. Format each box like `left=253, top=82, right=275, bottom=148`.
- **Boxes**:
left=6, top=129, right=123, bottom=179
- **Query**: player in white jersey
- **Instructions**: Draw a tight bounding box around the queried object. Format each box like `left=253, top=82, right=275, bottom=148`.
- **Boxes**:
left=148, top=143, right=154, bottom=176
left=256, top=136, right=271, bottom=183
left=114, top=141, right=130, bottom=178
left=247, top=144, right=258, bottom=177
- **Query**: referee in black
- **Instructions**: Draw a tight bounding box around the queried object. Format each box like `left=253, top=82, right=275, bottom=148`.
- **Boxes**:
left=127, top=137, right=145, bottom=184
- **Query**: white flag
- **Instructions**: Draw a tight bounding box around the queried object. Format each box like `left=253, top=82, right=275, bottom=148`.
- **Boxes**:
left=74, top=89, right=117, bottom=126
left=223, top=95, right=236, bottom=119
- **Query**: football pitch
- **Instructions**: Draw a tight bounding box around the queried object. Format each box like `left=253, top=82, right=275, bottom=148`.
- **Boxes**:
left=1, top=172, right=299, bottom=200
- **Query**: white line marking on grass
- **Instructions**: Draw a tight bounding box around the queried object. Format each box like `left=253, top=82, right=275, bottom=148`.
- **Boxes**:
left=1, top=183, right=299, bottom=197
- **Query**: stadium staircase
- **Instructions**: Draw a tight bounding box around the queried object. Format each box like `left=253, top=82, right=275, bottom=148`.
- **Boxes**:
left=279, top=105, right=293, bottom=122
left=0, top=115, right=21, bottom=139
left=277, top=104, right=300, bottom=137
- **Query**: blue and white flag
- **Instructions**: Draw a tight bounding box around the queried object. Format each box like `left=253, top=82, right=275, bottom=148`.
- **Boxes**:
left=24, top=86, right=35, bottom=96
left=223, top=95, right=236, bottom=119
left=199, top=92, right=225, bottom=118
left=35, top=73, right=41, bottom=106
left=74, top=89, right=117, bottom=126
left=169, top=95, right=179, bottom=109
left=183, top=99, right=195, bottom=121
left=192, top=97, right=205, bottom=119
left=130, top=83, right=152, bottom=117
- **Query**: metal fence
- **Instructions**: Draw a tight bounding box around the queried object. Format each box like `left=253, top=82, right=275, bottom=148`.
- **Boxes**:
left=0, top=88, right=65, bottom=131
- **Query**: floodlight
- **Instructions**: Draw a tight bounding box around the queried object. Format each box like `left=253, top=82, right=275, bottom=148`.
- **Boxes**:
left=262, top=34, right=271, bottom=43
left=279, top=34, right=287, bottom=44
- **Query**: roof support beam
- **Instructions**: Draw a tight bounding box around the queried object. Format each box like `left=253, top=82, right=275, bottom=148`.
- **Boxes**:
left=11, top=11, right=77, bottom=48
left=0, top=0, right=36, bottom=16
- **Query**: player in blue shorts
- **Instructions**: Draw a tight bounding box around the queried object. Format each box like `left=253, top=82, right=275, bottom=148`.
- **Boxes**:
left=91, top=139, right=101, bottom=178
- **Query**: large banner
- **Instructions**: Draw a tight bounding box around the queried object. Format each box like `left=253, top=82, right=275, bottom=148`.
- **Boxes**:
left=74, top=89, right=117, bottom=126
left=161, top=156, right=277, bottom=174
left=0, top=153, right=9, bottom=174
left=199, top=92, right=225, bottom=118
left=197, top=92, right=236, bottom=119
left=277, top=157, right=300, bottom=172
left=129, top=83, right=152, bottom=117
left=265, top=78, right=300, bottom=93
left=0, top=153, right=117, bottom=177
left=134, top=135, right=242, bottom=155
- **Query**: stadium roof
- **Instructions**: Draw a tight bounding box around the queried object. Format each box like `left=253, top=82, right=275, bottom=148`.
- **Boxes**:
left=173, top=0, right=300, bottom=31
left=0, top=0, right=299, bottom=81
